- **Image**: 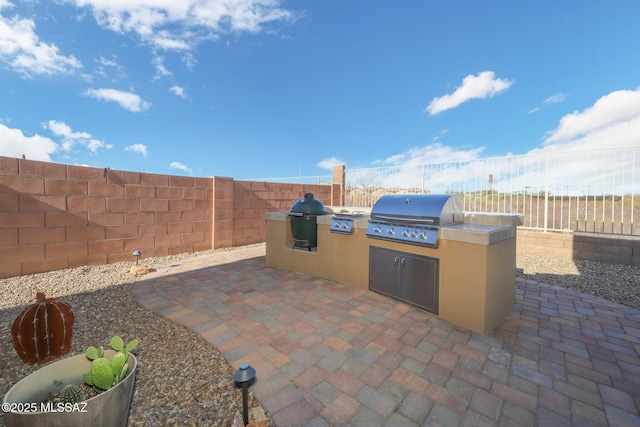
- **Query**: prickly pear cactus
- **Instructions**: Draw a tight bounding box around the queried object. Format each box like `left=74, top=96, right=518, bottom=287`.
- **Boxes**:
left=11, top=292, right=74, bottom=364
left=85, top=345, right=104, bottom=360
left=84, top=336, right=139, bottom=393
left=110, top=352, right=127, bottom=379
left=88, top=359, right=115, bottom=392
left=110, top=336, right=139, bottom=360
left=59, top=384, right=83, bottom=404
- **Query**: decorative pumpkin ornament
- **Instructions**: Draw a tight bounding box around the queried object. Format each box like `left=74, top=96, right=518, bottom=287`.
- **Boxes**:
left=11, top=292, right=74, bottom=364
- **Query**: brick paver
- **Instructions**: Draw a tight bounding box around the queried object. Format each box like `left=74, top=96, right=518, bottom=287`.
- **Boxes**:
left=133, top=245, right=640, bottom=426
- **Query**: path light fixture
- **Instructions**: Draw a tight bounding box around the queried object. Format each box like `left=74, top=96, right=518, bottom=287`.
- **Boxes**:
left=132, top=250, right=141, bottom=266
left=233, top=362, right=256, bottom=426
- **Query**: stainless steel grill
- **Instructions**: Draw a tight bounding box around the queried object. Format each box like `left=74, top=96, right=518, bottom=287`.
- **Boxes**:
left=366, top=194, right=463, bottom=248
left=330, top=215, right=354, bottom=234
left=329, top=210, right=364, bottom=234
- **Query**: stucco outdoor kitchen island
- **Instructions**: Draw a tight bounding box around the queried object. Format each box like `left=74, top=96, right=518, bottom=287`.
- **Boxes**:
left=266, top=206, right=523, bottom=334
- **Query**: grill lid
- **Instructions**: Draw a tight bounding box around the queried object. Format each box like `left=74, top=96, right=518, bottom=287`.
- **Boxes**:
left=367, top=194, right=463, bottom=248
left=290, top=193, right=327, bottom=216
left=370, top=194, right=462, bottom=225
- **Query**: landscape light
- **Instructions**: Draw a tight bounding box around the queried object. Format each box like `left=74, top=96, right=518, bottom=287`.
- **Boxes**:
left=132, top=250, right=141, bottom=265
left=233, top=362, right=256, bottom=426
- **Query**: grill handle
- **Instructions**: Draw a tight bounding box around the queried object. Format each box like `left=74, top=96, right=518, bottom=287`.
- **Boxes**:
left=394, top=257, right=399, bottom=271
left=372, top=215, right=435, bottom=224
left=400, top=258, right=406, bottom=272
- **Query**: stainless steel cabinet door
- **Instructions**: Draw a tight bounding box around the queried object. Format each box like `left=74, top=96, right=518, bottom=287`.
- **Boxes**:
left=398, top=253, right=438, bottom=315
left=369, top=247, right=400, bottom=298
left=369, top=246, right=439, bottom=315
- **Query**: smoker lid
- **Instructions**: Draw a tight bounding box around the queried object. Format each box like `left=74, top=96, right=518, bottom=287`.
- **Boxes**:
left=370, top=194, right=463, bottom=225
left=290, top=193, right=327, bottom=215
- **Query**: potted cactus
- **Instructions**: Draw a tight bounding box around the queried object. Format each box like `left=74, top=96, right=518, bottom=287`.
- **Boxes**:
left=3, top=336, right=139, bottom=427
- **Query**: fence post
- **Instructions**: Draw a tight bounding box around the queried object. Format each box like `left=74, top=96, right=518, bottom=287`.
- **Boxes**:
left=333, top=164, right=345, bottom=206
left=544, top=153, right=549, bottom=232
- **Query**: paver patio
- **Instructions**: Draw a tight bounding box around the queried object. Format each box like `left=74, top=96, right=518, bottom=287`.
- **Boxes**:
left=132, top=245, right=640, bottom=426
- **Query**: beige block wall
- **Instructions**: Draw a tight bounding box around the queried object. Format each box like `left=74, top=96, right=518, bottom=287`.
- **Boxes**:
left=266, top=216, right=515, bottom=334
left=265, top=219, right=370, bottom=290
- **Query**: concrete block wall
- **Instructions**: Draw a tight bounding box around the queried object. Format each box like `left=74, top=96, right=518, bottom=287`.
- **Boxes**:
left=0, top=157, right=213, bottom=278
left=223, top=180, right=332, bottom=248
left=0, top=156, right=334, bottom=278
left=517, top=229, right=640, bottom=266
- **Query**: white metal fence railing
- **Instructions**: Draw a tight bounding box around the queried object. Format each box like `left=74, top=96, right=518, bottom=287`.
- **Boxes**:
left=345, top=146, right=640, bottom=236
left=241, top=176, right=333, bottom=185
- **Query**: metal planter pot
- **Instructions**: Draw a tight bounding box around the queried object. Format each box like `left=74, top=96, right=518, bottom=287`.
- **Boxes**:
left=3, top=350, right=137, bottom=427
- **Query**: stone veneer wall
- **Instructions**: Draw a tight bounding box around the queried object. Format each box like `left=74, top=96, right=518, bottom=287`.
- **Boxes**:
left=0, top=156, right=334, bottom=278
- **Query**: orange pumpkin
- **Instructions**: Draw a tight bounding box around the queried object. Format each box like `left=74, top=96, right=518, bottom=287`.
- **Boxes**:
left=11, top=292, right=74, bottom=364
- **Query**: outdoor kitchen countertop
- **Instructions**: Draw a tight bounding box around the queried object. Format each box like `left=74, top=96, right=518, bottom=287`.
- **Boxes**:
left=266, top=209, right=522, bottom=246
left=439, top=222, right=516, bottom=245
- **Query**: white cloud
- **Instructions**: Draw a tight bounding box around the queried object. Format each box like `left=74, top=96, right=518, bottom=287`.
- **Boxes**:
left=152, top=55, right=172, bottom=78
left=64, top=0, right=298, bottom=51
left=182, top=52, right=197, bottom=69
left=150, top=32, right=191, bottom=51
left=44, top=119, right=109, bottom=153
left=169, top=161, right=192, bottom=174
left=376, top=142, right=486, bottom=166
left=46, top=120, right=91, bottom=140
left=98, top=56, right=117, bottom=67
left=0, top=3, right=82, bottom=76
left=169, top=85, right=186, bottom=98
left=86, top=139, right=108, bottom=152
left=544, top=93, right=567, bottom=105
left=540, top=88, right=640, bottom=151
left=363, top=88, right=640, bottom=195
left=529, top=93, right=568, bottom=115
left=125, top=143, right=148, bottom=156
left=317, top=156, right=345, bottom=170
left=0, top=123, right=59, bottom=161
left=356, top=143, right=488, bottom=191
left=426, top=71, right=514, bottom=115
left=85, top=88, right=151, bottom=112
left=94, top=55, right=124, bottom=80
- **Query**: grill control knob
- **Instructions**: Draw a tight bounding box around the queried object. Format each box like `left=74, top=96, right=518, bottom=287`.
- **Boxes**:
left=419, top=233, right=427, bottom=239
left=342, top=223, right=349, bottom=229
left=411, top=232, right=417, bottom=238
left=388, top=229, right=395, bottom=235
left=403, top=230, right=410, bottom=237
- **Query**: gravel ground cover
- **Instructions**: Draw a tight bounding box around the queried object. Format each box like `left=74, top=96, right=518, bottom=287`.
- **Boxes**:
left=0, top=244, right=270, bottom=427
left=1, top=244, right=638, bottom=426
left=516, top=252, right=640, bottom=312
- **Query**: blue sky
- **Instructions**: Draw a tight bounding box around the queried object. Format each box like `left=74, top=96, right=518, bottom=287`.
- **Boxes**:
left=1, top=1, right=639, bottom=179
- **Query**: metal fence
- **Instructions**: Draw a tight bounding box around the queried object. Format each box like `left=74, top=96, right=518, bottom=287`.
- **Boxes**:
left=345, top=146, right=640, bottom=236
left=241, top=175, right=333, bottom=185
